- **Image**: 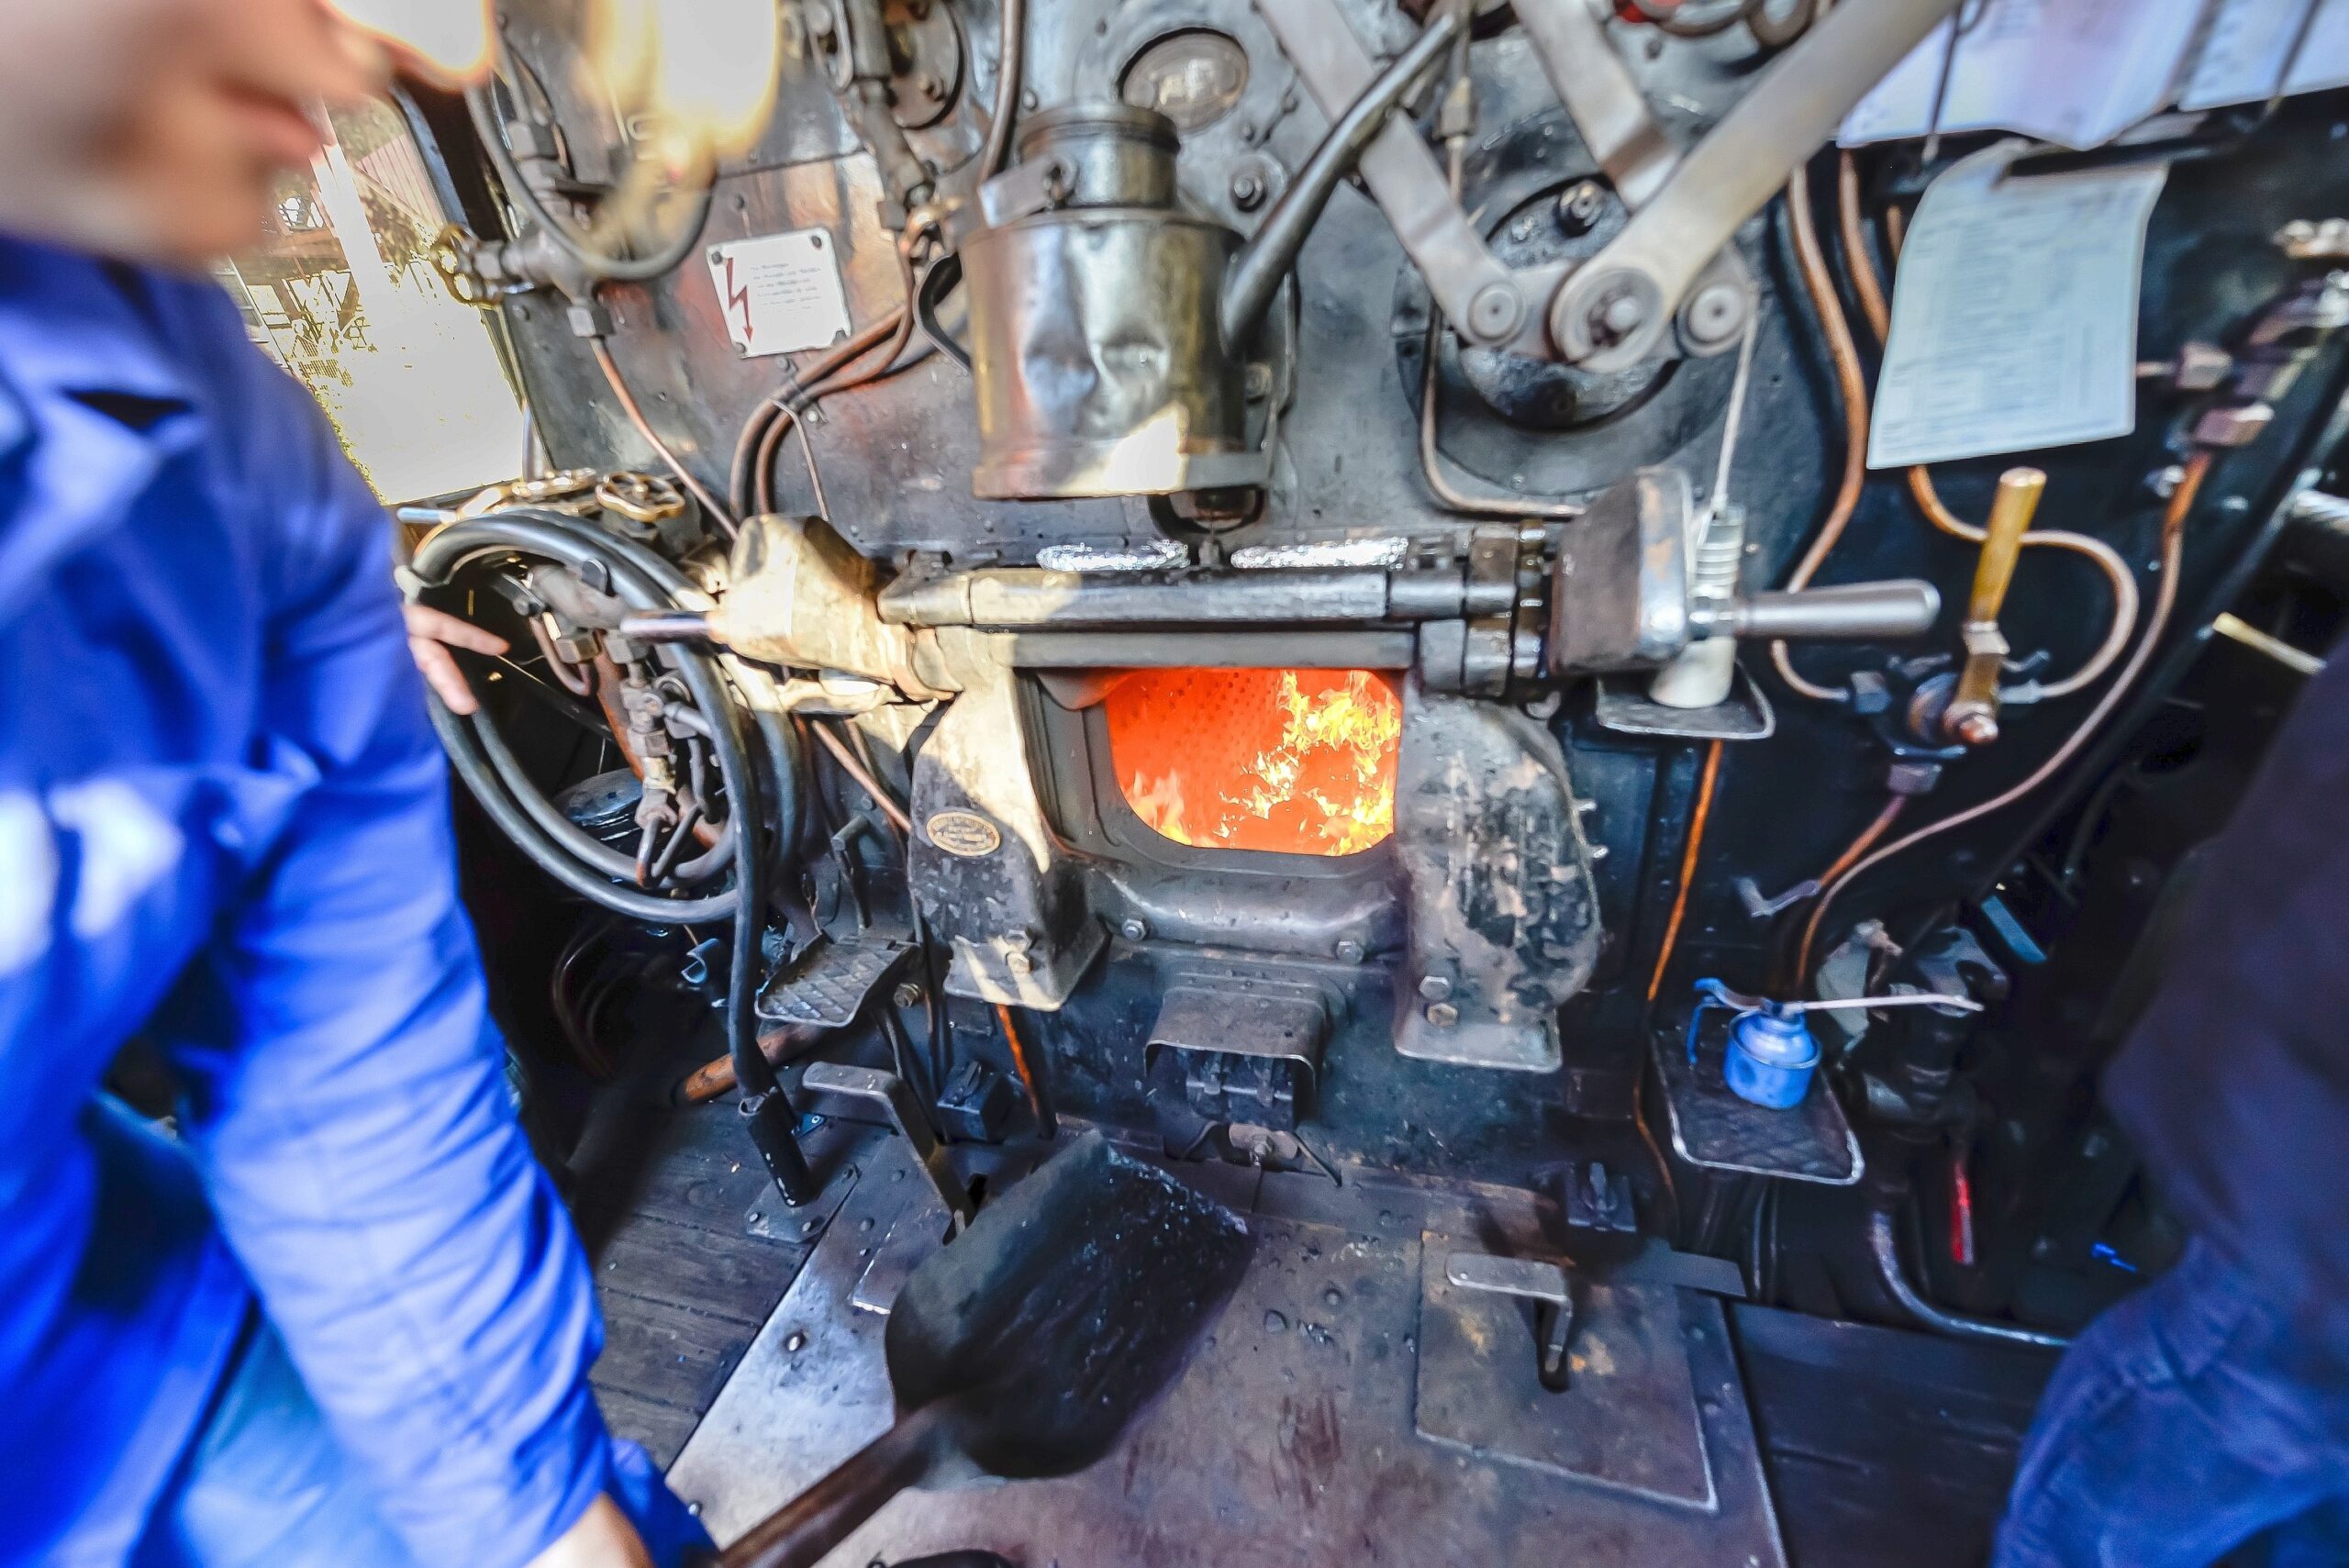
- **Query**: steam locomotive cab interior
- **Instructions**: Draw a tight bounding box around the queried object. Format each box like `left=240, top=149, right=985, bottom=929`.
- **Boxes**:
left=313, top=0, right=2349, bottom=1559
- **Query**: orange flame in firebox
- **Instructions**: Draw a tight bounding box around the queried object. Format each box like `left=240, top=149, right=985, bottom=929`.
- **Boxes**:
left=1105, top=669, right=1402, bottom=857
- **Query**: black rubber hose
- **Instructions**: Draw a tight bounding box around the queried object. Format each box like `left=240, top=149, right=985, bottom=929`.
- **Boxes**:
left=468, top=691, right=646, bottom=884
left=428, top=695, right=738, bottom=922
left=752, top=708, right=807, bottom=870
left=411, top=514, right=787, bottom=1125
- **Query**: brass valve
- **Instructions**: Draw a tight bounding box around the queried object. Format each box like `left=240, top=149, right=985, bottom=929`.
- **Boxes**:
left=1943, top=467, right=2046, bottom=747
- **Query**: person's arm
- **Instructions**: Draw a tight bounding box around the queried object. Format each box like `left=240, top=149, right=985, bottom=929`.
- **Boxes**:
left=151, top=307, right=678, bottom=1568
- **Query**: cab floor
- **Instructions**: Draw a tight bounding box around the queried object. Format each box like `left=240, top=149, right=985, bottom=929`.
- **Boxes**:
left=585, top=1102, right=2053, bottom=1563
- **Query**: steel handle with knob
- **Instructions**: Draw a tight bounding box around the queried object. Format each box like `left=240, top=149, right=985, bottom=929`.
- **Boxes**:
left=1694, top=580, right=1943, bottom=642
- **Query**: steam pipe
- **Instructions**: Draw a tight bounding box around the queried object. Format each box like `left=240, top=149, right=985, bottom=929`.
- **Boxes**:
left=1219, top=8, right=1463, bottom=350
left=1865, top=1207, right=2070, bottom=1351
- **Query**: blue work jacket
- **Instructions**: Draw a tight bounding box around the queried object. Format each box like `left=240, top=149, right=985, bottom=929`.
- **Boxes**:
left=0, top=238, right=617, bottom=1566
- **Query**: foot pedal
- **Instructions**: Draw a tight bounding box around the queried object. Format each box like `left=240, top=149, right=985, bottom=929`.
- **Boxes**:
left=755, top=936, right=911, bottom=1029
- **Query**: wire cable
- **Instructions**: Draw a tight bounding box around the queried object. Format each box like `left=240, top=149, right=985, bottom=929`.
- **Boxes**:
left=1417, top=134, right=1584, bottom=520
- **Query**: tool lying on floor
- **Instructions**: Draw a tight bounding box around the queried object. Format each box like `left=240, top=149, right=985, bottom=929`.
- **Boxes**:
left=717, top=1134, right=1252, bottom=1568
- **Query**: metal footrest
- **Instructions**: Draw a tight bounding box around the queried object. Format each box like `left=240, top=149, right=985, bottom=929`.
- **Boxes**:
left=1653, top=1017, right=1862, bottom=1184
left=755, top=936, right=911, bottom=1028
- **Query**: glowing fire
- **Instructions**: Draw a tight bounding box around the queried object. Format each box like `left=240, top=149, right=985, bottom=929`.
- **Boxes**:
left=1105, top=669, right=1403, bottom=857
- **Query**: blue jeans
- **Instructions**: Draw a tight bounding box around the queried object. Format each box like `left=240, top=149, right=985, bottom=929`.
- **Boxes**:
left=130, top=1313, right=709, bottom=1568
left=1997, top=1240, right=2349, bottom=1567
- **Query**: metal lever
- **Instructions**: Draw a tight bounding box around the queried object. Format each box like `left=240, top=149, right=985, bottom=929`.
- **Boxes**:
left=1943, top=467, right=2044, bottom=746
left=1539, top=0, right=1964, bottom=371
left=1252, top=0, right=1523, bottom=341
left=1447, top=1252, right=1575, bottom=1392
left=1698, top=581, right=1944, bottom=642
left=800, top=1062, right=975, bottom=1235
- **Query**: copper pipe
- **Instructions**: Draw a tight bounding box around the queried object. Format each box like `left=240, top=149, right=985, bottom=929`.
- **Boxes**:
left=808, top=721, right=913, bottom=836
left=1839, top=164, right=2141, bottom=701
left=1816, top=792, right=1908, bottom=888
left=1771, top=158, right=1870, bottom=704
left=1837, top=150, right=1892, bottom=342
left=681, top=1023, right=820, bottom=1104
left=996, top=1003, right=1054, bottom=1138
left=1646, top=740, right=1725, bottom=1005
left=1797, top=451, right=2213, bottom=984
left=590, top=338, right=740, bottom=538
left=751, top=245, right=923, bottom=516
left=729, top=310, right=905, bottom=517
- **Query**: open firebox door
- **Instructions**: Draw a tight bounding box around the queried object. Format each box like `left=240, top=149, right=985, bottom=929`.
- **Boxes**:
left=365, top=0, right=2349, bottom=1556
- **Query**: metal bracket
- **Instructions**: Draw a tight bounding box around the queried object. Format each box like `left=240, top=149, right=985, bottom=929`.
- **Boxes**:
left=1447, top=1251, right=1575, bottom=1392
left=1392, top=684, right=1600, bottom=1072
left=799, top=1062, right=975, bottom=1234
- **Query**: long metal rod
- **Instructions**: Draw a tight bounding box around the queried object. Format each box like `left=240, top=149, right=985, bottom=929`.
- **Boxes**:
left=1221, top=8, right=1462, bottom=347
left=1865, top=1207, right=2069, bottom=1351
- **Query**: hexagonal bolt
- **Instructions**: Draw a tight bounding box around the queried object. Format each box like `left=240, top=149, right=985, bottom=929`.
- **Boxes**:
left=1418, top=973, right=1454, bottom=1003
left=1230, top=172, right=1266, bottom=212
left=1951, top=711, right=1998, bottom=747
left=1118, top=917, right=1150, bottom=941
left=1425, top=1001, right=1460, bottom=1029
left=1595, top=289, right=1648, bottom=343
left=1557, top=180, right=1607, bottom=235
left=891, top=980, right=924, bottom=1009
left=1333, top=938, right=1367, bottom=964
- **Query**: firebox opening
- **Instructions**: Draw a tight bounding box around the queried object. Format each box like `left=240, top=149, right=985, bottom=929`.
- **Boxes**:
left=1103, top=668, right=1402, bottom=858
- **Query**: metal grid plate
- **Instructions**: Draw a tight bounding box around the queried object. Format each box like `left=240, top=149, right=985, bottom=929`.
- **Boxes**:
left=754, top=937, right=911, bottom=1028
left=1653, top=1018, right=1863, bottom=1184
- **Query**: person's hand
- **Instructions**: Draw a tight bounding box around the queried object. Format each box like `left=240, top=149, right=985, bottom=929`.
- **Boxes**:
left=526, top=1496, right=658, bottom=1568
left=0, top=0, right=490, bottom=269
left=404, top=603, right=508, bottom=717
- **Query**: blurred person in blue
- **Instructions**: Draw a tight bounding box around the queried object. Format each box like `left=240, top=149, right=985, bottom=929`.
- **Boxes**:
left=0, top=2, right=710, bottom=1564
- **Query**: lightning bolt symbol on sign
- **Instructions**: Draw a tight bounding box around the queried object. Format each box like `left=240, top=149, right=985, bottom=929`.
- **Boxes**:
left=723, top=255, right=754, bottom=346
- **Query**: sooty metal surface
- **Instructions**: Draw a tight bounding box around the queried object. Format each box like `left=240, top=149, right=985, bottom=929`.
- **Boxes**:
left=756, top=938, right=914, bottom=1029
left=670, top=1130, right=1787, bottom=1566
left=885, top=1134, right=1254, bottom=1484
left=1414, top=1247, right=1713, bottom=1507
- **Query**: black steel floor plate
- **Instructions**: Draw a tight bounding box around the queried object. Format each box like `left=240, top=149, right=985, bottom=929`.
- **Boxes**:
left=668, top=1132, right=1787, bottom=1567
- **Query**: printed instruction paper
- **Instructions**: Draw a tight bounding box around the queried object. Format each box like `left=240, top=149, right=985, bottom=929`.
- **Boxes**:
left=1868, top=142, right=2169, bottom=471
